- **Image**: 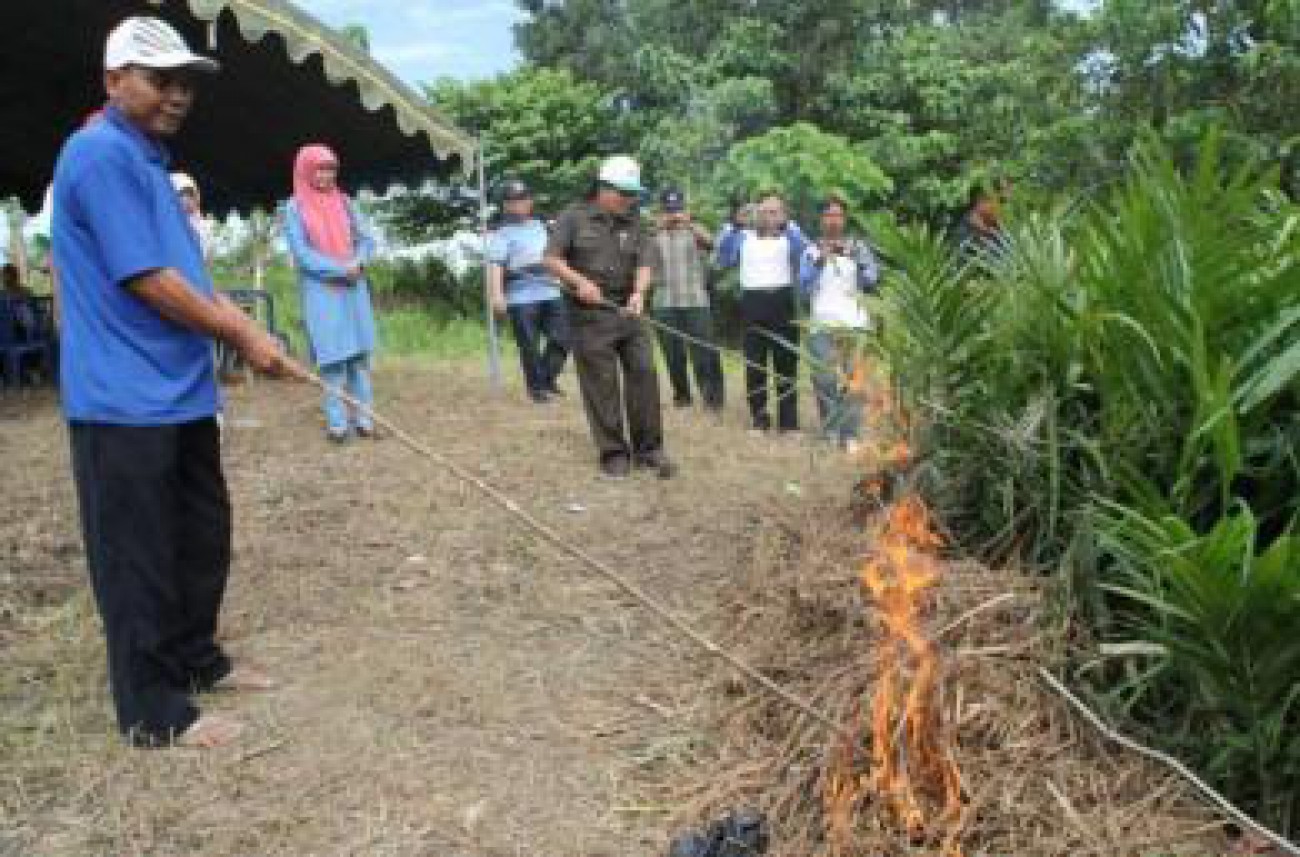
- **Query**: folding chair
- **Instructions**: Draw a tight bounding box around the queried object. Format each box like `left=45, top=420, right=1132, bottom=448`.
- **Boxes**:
left=0, top=296, right=54, bottom=389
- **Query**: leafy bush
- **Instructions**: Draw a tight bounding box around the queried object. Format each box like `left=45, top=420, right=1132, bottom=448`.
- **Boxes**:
left=713, top=122, right=894, bottom=231
left=871, top=134, right=1300, bottom=832
left=1098, top=504, right=1300, bottom=832
left=366, top=257, right=485, bottom=320
left=875, top=135, right=1300, bottom=567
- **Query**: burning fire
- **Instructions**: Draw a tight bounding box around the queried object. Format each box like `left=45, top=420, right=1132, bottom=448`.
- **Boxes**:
left=825, top=358, right=965, bottom=855
left=863, top=495, right=963, bottom=848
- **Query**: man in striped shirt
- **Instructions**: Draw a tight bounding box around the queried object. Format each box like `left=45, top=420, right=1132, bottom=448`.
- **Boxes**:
left=650, top=189, right=725, bottom=412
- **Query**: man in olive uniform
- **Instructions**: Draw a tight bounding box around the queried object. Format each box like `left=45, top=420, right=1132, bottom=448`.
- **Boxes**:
left=544, top=156, right=675, bottom=479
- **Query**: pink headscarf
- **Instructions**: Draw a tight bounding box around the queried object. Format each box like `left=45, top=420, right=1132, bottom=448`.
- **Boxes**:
left=292, top=144, right=353, bottom=262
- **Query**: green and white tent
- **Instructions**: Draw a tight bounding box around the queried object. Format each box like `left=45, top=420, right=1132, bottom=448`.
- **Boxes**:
left=0, top=0, right=476, bottom=214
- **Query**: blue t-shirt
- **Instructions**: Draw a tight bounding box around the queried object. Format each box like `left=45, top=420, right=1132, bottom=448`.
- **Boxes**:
left=51, top=106, right=219, bottom=424
left=487, top=218, right=561, bottom=306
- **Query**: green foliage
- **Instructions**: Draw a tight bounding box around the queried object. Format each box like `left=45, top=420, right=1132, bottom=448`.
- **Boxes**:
left=872, top=136, right=1300, bottom=832
left=876, top=135, right=1300, bottom=566
left=636, top=76, right=778, bottom=200
left=366, top=257, right=483, bottom=319
left=1086, top=0, right=1300, bottom=172
left=380, top=66, right=637, bottom=241
left=816, top=7, right=1090, bottom=219
left=438, top=66, right=629, bottom=208
left=509, top=0, right=1298, bottom=225
left=713, top=123, right=894, bottom=229
left=1097, top=504, right=1300, bottom=832
left=511, top=0, right=1100, bottom=223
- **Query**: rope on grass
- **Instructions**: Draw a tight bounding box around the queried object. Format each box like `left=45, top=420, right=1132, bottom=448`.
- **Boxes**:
left=306, top=372, right=852, bottom=739
left=1039, top=668, right=1300, bottom=857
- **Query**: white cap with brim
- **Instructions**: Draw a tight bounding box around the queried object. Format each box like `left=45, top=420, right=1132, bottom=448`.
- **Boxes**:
left=106, top=16, right=220, bottom=73
left=171, top=172, right=199, bottom=195
left=598, top=155, right=643, bottom=194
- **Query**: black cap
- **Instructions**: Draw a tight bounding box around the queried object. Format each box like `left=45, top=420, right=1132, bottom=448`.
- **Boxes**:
left=500, top=179, right=532, bottom=201
left=660, top=188, right=686, bottom=213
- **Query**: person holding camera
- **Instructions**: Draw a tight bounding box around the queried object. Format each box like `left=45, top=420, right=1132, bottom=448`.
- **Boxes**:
left=799, top=195, right=880, bottom=450
left=650, top=188, right=725, bottom=412
left=716, top=192, right=809, bottom=434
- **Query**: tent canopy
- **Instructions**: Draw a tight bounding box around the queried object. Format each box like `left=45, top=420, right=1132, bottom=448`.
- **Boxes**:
left=0, top=0, right=476, bottom=215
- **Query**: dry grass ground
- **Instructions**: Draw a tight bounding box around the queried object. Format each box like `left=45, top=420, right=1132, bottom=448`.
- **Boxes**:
left=0, top=364, right=847, bottom=857
left=0, top=363, right=1232, bottom=857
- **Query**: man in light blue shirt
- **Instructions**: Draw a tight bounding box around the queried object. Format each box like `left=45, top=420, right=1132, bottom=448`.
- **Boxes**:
left=487, top=179, right=569, bottom=403
left=52, top=16, right=300, bottom=748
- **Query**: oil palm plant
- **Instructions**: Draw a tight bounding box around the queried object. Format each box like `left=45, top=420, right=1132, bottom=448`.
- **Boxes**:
left=869, top=133, right=1300, bottom=832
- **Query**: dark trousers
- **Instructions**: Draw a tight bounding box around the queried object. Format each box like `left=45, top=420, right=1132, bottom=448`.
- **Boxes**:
left=69, top=419, right=233, bottom=745
left=570, top=305, right=664, bottom=462
left=740, top=288, right=800, bottom=431
left=654, top=306, right=725, bottom=409
left=506, top=298, right=570, bottom=395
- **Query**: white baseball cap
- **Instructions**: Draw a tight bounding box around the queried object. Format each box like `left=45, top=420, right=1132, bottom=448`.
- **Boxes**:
left=598, top=155, right=643, bottom=194
left=105, top=17, right=220, bottom=73
left=171, top=172, right=199, bottom=195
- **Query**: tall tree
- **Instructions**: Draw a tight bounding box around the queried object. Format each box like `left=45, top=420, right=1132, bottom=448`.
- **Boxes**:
left=379, top=67, right=635, bottom=241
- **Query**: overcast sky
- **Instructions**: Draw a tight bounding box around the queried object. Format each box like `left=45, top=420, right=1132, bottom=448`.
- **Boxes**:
left=295, top=1, right=1104, bottom=88
left=296, top=0, right=525, bottom=86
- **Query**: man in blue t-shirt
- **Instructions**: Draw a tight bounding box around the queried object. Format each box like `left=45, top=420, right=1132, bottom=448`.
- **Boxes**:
left=487, top=179, right=570, bottom=403
left=52, top=16, right=302, bottom=748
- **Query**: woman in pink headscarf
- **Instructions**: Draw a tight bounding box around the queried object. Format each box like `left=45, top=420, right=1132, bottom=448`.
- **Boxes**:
left=284, top=144, right=378, bottom=443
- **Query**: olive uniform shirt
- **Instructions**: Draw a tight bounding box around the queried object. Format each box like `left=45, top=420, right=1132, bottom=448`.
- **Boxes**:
left=546, top=202, right=658, bottom=303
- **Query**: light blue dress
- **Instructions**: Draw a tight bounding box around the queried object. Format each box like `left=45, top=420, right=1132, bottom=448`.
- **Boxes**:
left=284, top=199, right=377, bottom=368
left=284, top=199, right=378, bottom=435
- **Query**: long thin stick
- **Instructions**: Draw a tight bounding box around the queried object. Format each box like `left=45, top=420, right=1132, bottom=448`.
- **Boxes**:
left=1039, top=668, right=1300, bottom=856
left=307, top=373, right=852, bottom=739
left=593, top=299, right=832, bottom=408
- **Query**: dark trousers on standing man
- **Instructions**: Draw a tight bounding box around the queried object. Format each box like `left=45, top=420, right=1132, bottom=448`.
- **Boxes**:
left=569, top=304, right=665, bottom=463
left=507, top=297, right=570, bottom=396
left=740, top=287, right=800, bottom=431
left=654, top=306, right=725, bottom=409
left=69, top=418, right=233, bottom=745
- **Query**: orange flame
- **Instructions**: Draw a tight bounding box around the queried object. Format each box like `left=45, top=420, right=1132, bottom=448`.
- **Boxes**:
left=826, top=450, right=966, bottom=854
left=864, top=496, right=963, bottom=848
left=824, top=353, right=963, bottom=854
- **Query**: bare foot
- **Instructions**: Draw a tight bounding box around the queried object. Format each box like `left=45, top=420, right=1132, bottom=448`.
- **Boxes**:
left=213, top=663, right=279, bottom=692
left=177, top=714, right=243, bottom=748
left=1231, top=834, right=1286, bottom=855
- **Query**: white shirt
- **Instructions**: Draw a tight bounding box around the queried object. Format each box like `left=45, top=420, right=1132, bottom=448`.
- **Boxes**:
left=739, top=234, right=795, bottom=290
left=806, top=245, right=869, bottom=329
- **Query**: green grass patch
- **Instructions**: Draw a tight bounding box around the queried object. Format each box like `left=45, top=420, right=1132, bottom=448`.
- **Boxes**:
left=378, top=310, right=508, bottom=362
left=215, top=262, right=502, bottom=364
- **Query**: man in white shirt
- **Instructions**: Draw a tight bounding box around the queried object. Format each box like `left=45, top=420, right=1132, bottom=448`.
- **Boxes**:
left=799, top=195, right=880, bottom=448
left=716, top=193, right=809, bottom=433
